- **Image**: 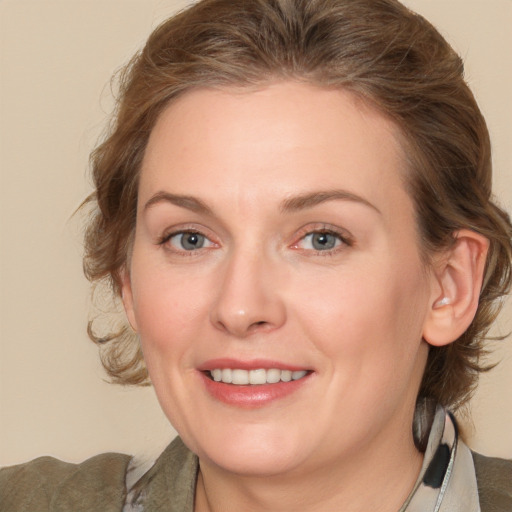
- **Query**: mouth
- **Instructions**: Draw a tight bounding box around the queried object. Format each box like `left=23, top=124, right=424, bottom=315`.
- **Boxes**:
left=198, top=360, right=313, bottom=407
left=206, top=368, right=309, bottom=385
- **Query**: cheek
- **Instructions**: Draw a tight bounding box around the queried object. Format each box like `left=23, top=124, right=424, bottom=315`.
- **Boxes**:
left=130, top=260, right=214, bottom=361
left=291, top=255, right=429, bottom=366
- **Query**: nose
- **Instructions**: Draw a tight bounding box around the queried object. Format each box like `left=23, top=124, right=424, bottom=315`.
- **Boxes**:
left=210, top=249, right=287, bottom=338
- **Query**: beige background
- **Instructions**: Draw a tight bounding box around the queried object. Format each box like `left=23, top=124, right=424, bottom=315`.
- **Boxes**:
left=0, top=0, right=511, bottom=466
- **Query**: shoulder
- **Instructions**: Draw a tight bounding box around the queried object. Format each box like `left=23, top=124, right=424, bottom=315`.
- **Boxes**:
left=472, top=451, right=512, bottom=512
left=0, top=452, right=131, bottom=512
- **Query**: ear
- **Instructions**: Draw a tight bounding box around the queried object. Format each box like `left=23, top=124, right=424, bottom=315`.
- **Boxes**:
left=120, top=267, right=138, bottom=332
left=423, top=230, right=489, bottom=347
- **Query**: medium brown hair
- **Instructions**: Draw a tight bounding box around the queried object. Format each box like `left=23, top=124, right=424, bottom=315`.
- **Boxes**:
left=84, top=0, right=512, bottom=409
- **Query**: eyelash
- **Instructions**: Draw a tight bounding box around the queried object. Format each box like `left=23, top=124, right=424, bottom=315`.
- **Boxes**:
left=158, top=228, right=217, bottom=256
left=291, top=225, right=354, bottom=256
left=157, top=225, right=354, bottom=257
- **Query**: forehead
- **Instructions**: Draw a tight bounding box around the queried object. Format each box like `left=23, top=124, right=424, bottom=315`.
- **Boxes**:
left=139, top=82, right=411, bottom=221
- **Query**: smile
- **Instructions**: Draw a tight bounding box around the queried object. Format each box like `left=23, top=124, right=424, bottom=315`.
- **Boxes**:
left=209, top=368, right=308, bottom=385
left=199, top=359, right=313, bottom=407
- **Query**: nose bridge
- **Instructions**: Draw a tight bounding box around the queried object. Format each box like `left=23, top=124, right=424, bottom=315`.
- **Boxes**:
left=210, top=242, right=286, bottom=337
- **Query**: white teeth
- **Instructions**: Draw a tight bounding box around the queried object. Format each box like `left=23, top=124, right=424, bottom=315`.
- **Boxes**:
left=221, top=368, right=232, bottom=383
left=209, top=368, right=309, bottom=385
left=249, top=369, right=267, bottom=385
left=266, top=368, right=281, bottom=384
left=280, top=370, right=292, bottom=382
left=232, top=369, right=249, bottom=385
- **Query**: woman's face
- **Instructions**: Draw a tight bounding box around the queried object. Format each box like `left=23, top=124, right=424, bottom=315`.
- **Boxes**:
left=123, top=82, right=438, bottom=477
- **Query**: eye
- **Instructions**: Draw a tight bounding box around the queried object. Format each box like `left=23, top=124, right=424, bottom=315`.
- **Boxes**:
left=303, top=232, right=341, bottom=251
left=164, top=231, right=215, bottom=251
left=292, top=227, right=353, bottom=254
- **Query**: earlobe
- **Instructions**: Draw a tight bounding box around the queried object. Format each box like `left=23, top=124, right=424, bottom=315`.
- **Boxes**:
left=120, top=268, right=138, bottom=332
left=423, top=230, right=489, bottom=347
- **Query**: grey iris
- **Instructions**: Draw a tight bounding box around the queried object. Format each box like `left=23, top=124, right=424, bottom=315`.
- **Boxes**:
left=181, top=233, right=205, bottom=250
left=312, top=232, right=337, bottom=250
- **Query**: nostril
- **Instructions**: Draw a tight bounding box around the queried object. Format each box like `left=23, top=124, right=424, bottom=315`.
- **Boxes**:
left=248, top=320, right=270, bottom=332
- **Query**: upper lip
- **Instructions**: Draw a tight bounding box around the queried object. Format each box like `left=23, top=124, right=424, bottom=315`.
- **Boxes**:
left=197, top=358, right=311, bottom=372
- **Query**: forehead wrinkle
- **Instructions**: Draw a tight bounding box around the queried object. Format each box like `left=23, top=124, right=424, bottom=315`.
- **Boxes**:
left=280, top=189, right=381, bottom=215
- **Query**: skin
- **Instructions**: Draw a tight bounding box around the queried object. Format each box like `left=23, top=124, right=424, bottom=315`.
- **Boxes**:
left=122, top=82, right=462, bottom=511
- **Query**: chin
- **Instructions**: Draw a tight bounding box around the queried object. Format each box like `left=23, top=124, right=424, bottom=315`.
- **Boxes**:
left=188, top=424, right=310, bottom=476
left=204, top=448, right=304, bottom=477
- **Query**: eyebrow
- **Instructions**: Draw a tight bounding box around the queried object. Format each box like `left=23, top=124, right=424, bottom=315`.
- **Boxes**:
left=280, top=189, right=381, bottom=214
left=144, top=191, right=213, bottom=215
left=143, top=188, right=380, bottom=216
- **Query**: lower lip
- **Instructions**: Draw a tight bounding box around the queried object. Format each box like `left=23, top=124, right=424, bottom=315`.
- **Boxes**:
left=199, top=372, right=312, bottom=408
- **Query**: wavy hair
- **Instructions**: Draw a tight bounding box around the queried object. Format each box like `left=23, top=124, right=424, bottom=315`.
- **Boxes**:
left=83, top=0, right=512, bottom=408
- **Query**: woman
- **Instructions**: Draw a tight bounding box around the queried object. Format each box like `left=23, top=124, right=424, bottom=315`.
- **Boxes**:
left=1, top=0, right=511, bottom=510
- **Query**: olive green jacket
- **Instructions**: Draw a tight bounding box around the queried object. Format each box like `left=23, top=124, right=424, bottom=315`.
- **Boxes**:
left=1, top=437, right=511, bottom=512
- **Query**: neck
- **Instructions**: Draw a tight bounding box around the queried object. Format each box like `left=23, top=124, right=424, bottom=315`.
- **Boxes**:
left=194, top=427, right=423, bottom=512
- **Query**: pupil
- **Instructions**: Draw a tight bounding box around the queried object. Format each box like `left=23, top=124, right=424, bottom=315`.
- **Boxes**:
left=313, top=233, right=335, bottom=250
left=182, top=233, right=204, bottom=250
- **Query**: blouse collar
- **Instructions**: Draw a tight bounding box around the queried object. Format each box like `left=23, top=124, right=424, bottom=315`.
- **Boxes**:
left=401, top=405, right=480, bottom=511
